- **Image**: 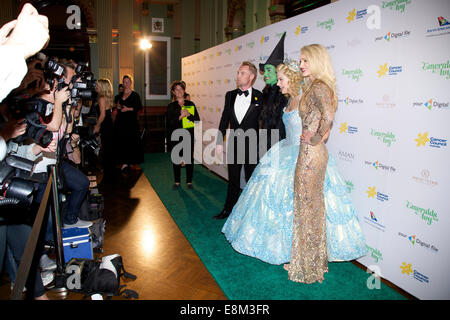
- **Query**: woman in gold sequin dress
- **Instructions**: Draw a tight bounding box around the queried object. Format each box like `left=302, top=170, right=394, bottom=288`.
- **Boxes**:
left=285, top=44, right=338, bottom=284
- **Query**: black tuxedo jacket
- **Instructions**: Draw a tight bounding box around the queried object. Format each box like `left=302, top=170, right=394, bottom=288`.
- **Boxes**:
left=217, top=88, right=263, bottom=144
left=217, top=88, right=263, bottom=164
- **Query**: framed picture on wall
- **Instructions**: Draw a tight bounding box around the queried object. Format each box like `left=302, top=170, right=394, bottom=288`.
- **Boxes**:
left=144, top=36, right=171, bottom=100
left=152, top=18, right=164, bottom=33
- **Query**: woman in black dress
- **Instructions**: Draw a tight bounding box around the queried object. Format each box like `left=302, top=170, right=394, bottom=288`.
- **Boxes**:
left=115, top=75, right=143, bottom=171
left=167, top=81, right=200, bottom=189
left=94, top=78, right=115, bottom=183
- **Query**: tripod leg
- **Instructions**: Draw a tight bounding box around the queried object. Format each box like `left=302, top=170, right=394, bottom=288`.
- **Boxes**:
left=49, top=165, right=66, bottom=289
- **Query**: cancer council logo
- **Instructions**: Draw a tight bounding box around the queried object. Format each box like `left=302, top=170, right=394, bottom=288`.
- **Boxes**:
left=415, top=132, right=447, bottom=149
left=366, top=186, right=389, bottom=202
left=400, top=262, right=429, bottom=284
left=377, top=63, right=402, bottom=77
left=295, top=25, right=309, bottom=35
left=260, top=35, right=269, bottom=44
left=346, top=8, right=367, bottom=23
left=339, top=122, right=358, bottom=134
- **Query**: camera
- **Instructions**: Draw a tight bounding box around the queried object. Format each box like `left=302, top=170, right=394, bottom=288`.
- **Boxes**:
left=72, top=116, right=100, bottom=157
left=8, top=96, right=54, bottom=148
left=0, top=155, right=35, bottom=207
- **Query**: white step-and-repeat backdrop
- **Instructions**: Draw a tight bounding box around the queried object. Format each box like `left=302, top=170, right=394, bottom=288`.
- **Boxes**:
left=181, top=0, right=450, bottom=299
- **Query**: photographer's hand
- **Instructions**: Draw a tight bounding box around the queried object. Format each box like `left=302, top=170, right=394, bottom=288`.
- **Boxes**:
left=2, top=4, right=49, bottom=60
left=40, top=138, right=57, bottom=153
left=54, top=86, right=70, bottom=105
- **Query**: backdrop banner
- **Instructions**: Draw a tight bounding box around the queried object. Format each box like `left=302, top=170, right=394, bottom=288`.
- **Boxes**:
left=182, top=0, right=450, bottom=299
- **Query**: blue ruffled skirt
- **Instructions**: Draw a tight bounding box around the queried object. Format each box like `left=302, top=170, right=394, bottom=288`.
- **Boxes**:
left=222, top=141, right=367, bottom=265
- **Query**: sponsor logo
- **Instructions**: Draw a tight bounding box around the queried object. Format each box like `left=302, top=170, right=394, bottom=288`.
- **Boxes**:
left=366, top=245, right=383, bottom=262
left=246, top=41, right=255, bottom=49
left=342, top=68, right=363, bottom=81
left=400, top=262, right=429, bottom=284
left=377, top=63, right=402, bottom=77
left=338, top=150, right=355, bottom=162
left=339, top=122, right=358, bottom=134
left=317, top=18, right=335, bottom=31
left=347, top=8, right=367, bottom=23
left=235, top=45, right=242, bottom=51
left=364, top=211, right=386, bottom=232
left=375, top=30, right=411, bottom=42
left=382, top=0, right=411, bottom=13
left=398, top=232, right=439, bottom=253
left=366, top=186, right=389, bottom=202
left=295, top=25, right=309, bottom=35
left=340, top=96, right=364, bottom=105
left=412, top=169, right=438, bottom=187
left=370, top=129, right=396, bottom=147
left=364, top=160, right=396, bottom=172
left=376, top=94, right=396, bottom=108
left=412, top=99, right=449, bottom=110
left=344, top=180, right=354, bottom=193
left=260, top=35, right=269, bottom=44
left=406, top=200, right=438, bottom=225
left=422, top=60, right=450, bottom=79
left=415, top=132, right=447, bottom=149
left=426, top=17, right=450, bottom=37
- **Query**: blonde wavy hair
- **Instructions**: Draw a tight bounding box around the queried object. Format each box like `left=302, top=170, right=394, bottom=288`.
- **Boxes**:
left=300, top=44, right=338, bottom=110
left=276, top=63, right=303, bottom=98
left=97, top=78, right=113, bottom=110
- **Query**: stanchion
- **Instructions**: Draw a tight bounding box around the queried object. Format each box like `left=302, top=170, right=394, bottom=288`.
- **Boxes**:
left=10, top=166, right=66, bottom=299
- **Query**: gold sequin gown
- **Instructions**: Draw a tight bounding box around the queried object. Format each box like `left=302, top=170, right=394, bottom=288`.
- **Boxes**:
left=286, top=80, right=336, bottom=284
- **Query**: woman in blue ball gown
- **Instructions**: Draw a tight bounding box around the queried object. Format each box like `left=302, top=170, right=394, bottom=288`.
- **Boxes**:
left=222, top=60, right=367, bottom=265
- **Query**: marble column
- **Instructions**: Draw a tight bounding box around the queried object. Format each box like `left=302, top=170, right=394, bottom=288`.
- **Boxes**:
left=96, top=0, right=113, bottom=82
left=118, top=0, right=135, bottom=82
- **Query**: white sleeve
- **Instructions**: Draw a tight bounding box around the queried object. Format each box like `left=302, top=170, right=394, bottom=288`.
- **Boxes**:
left=0, top=45, right=27, bottom=102
left=0, top=135, right=7, bottom=160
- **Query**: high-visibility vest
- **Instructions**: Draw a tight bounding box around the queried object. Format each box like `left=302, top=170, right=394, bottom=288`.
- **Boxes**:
left=181, top=105, right=195, bottom=129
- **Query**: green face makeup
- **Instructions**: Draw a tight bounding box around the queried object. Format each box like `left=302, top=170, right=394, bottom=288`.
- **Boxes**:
left=263, top=64, right=277, bottom=85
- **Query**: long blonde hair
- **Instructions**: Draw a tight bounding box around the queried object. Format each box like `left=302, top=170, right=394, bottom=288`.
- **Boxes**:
left=97, top=78, right=113, bottom=110
left=300, top=44, right=338, bottom=110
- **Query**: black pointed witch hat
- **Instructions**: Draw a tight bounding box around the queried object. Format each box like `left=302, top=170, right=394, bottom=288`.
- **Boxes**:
left=259, top=32, right=286, bottom=72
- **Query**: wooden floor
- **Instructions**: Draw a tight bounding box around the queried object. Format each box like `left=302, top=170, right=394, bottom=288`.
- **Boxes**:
left=0, top=168, right=227, bottom=300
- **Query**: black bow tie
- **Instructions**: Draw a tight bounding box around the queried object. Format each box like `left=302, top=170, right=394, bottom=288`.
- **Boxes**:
left=237, top=89, right=249, bottom=97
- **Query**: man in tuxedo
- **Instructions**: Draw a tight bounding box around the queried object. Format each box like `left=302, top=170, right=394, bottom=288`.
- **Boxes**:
left=214, top=61, right=263, bottom=219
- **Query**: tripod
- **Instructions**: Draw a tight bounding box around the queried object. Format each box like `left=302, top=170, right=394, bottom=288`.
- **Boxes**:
left=10, top=164, right=66, bottom=300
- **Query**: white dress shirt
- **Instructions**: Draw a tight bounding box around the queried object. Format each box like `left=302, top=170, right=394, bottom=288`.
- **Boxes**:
left=234, top=87, right=252, bottom=124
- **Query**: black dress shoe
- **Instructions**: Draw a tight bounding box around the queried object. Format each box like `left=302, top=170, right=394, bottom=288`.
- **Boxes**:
left=213, top=209, right=230, bottom=220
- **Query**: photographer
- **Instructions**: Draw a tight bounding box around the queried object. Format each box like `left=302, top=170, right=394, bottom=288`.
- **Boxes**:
left=32, top=60, right=91, bottom=229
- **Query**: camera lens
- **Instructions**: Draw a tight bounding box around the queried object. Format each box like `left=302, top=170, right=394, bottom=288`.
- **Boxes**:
left=26, top=125, right=53, bottom=148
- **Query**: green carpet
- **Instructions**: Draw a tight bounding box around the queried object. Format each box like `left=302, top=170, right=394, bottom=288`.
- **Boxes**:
left=141, top=153, right=406, bottom=300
